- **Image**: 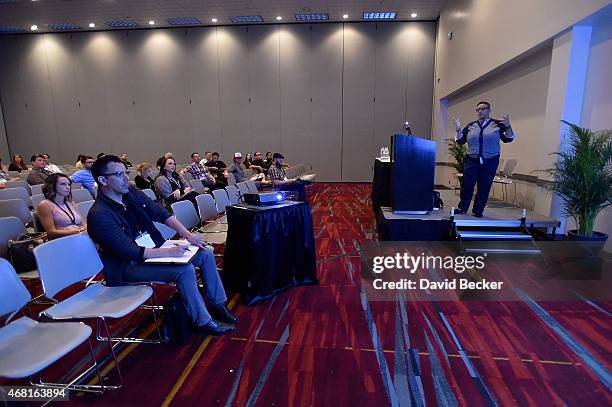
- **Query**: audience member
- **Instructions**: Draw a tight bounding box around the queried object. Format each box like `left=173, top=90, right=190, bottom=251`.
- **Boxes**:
left=0, top=158, right=19, bottom=187
left=27, top=154, right=52, bottom=185
left=71, top=155, right=97, bottom=197
left=120, top=153, right=133, bottom=167
left=87, top=155, right=237, bottom=335
left=135, top=162, right=156, bottom=190
left=42, top=153, right=61, bottom=174
left=37, top=173, right=87, bottom=239
left=155, top=157, right=199, bottom=210
left=251, top=151, right=267, bottom=174
left=75, top=154, right=84, bottom=168
left=227, top=152, right=249, bottom=183
left=199, top=151, right=213, bottom=166
left=268, top=153, right=306, bottom=201
left=156, top=152, right=173, bottom=169
left=244, top=153, right=253, bottom=169
left=9, top=154, right=28, bottom=172
left=97, top=153, right=107, bottom=159
left=204, top=152, right=228, bottom=185
left=184, top=152, right=218, bottom=190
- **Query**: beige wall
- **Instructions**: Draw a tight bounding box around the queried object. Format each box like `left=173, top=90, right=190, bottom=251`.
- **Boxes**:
left=580, top=5, right=612, bottom=248
left=0, top=100, right=8, bottom=161
left=434, top=0, right=609, bottom=98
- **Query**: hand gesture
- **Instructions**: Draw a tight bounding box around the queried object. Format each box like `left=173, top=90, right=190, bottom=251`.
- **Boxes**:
left=453, top=117, right=461, bottom=132
left=503, top=114, right=511, bottom=127
left=173, top=190, right=181, bottom=199
left=186, top=232, right=207, bottom=249
left=184, top=186, right=192, bottom=193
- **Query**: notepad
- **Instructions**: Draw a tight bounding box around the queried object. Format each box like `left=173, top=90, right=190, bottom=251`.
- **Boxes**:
left=144, top=239, right=199, bottom=264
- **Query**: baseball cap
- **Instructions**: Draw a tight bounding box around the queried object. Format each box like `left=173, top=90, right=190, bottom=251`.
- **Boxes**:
left=272, top=153, right=284, bottom=159
left=234, top=152, right=242, bottom=158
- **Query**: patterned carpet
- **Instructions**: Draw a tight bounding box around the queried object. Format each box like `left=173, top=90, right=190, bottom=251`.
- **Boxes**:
left=3, top=183, right=611, bottom=406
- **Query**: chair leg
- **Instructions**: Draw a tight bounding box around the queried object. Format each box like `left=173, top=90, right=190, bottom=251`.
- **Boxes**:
left=31, top=337, right=109, bottom=399
left=96, top=307, right=165, bottom=344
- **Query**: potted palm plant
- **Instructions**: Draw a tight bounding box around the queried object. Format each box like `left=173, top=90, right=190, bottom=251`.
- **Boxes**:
left=548, top=120, right=611, bottom=243
left=447, top=139, right=467, bottom=187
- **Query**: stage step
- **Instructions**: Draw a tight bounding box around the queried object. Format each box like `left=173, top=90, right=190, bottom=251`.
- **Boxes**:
left=461, top=240, right=542, bottom=255
left=457, top=230, right=532, bottom=241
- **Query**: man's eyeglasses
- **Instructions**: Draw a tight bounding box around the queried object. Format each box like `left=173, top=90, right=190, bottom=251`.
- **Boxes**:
left=476, top=107, right=489, bottom=112
left=101, top=171, right=130, bottom=178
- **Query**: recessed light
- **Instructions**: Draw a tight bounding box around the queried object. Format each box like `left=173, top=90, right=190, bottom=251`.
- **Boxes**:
left=30, top=24, right=38, bottom=31
left=343, top=14, right=349, bottom=19
left=148, top=20, right=155, bottom=25
left=211, top=18, right=218, bottom=23
left=411, top=13, right=418, bottom=18
left=276, top=16, right=282, bottom=21
left=89, top=22, right=95, bottom=28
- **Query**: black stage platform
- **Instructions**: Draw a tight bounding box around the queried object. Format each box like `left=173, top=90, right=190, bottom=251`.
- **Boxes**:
left=377, top=190, right=561, bottom=241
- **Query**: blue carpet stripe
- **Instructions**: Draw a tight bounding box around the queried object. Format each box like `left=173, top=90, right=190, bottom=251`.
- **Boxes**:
left=397, top=293, right=427, bottom=407
left=424, top=332, right=459, bottom=407
left=244, top=325, right=290, bottom=407
left=423, top=313, right=450, bottom=366
left=570, top=290, right=612, bottom=317
left=275, top=298, right=290, bottom=327
left=254, top=296, right=277, bottom=339
left=360, top=286, right=400, bottom=407
left=394, top=303, right=414, bottom=407
left=516, top=288, right=612, bottom=391
left=224, top=358, right=246, bottom=407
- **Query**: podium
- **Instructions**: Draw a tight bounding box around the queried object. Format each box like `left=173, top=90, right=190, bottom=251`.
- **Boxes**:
left=391, top=134, right=436, bottom=214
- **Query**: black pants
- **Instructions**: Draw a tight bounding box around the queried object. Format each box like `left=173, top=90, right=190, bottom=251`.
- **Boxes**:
left=458, top=155, right=499, bottom=216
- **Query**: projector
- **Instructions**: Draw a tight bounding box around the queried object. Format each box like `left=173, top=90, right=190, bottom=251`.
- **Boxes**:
left=242, top=191, right=286, bottom=205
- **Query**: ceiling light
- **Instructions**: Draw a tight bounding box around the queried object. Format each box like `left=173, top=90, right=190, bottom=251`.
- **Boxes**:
left=295, top=13, right=329, bottom=21
left=211, top=18, right=218, bottom=23
left=411, top=13, right=418, bottom=18
left=363, top=12, right=397, bottom=20
left=148, top=20, right=155, bottom=25
left=167, top=17, right=201, bottom=25
left=276, top=16, right=282, bottom=21
left=30, top=24, right=38, bottom=31
left=48, top=23, right=82, bottom=30
left=343, top=14, right=349, bottom=19
left=106, top=20, right=138, bottom=28
left=230, top=15, right=264, bottom=23
left=89, top=22, right=95, bottom=28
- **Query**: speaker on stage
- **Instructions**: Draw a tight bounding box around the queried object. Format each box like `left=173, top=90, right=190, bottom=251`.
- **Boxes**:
left=391, top=134, right=436, bottom=214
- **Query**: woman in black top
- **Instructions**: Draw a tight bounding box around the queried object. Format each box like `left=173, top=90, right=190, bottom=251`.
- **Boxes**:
left=134, top=162, right=156, bottom=190
left=244, top=153, right=253, bottom=169
left=9, top=154, right=29, bottom=172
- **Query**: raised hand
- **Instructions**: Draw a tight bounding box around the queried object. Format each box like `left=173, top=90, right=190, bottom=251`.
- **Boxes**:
left=453, top=117, right=461, bottom=132
left=503, top=114, right=511, bottom=127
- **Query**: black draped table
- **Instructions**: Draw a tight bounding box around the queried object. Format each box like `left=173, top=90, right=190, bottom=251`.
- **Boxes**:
left=223, top=201, right=317, bottom=305
left=371, top=158, right=392, bottom=215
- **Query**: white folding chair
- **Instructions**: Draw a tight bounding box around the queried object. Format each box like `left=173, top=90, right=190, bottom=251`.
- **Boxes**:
left=34, top=234, right=160, bottom=390
left=493, top=158, right=518, bottom=206
left=0, top=259, right=102, bottom=400
left=0, top=199, right=32, bottom=225
left=225, top=185, right=240, bottom=205
left=76, top=200, right=95, bottom=218
left=71, top=182, right=83, bottom=190
left=154, top=221, right=176, bottom=240
left=141, top=188, right=157, bottom=201
left=189, top=178, right=206, bottom=195
left=71, top=188, right=95, bottom=204
left=30, top=183, right=43, bottom=196
left=195, top=194, right=228, bottom=233
left=31, top=193, right=46, bottom=208
left=226, top=172, right=237, bottom=185
left=246, top=180, right=258, bottom=193
left=4, top=180, right=31, bottom=195
left=170, top=200, right=200, bottom=230
left=212, top=189, right=231, bottom=214
left=0, top=187, right=31, bottom=207
left=236, top=182, right=249, bottom=197
left=182, top=171, right=194, bottom=181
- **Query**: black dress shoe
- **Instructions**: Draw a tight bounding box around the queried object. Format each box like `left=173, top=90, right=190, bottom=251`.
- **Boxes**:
left=210, top=304, right=239, bottom=324
left=472, top=212, right=483, bottom=218
left=196, top=319, right=236, bottom=336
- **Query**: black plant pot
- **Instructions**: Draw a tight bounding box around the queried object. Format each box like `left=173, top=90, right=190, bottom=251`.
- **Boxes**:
left=557, top=231, right=608, bottom=280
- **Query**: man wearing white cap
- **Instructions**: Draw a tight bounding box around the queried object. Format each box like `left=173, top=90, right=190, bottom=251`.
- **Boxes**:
left=227, top=152, right=249, bottom=183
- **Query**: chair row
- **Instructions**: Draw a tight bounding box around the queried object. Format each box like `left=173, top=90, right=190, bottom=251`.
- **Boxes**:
left=0, top=233, right=159, bottom=399
left=2, top=180, right=84, bottom=196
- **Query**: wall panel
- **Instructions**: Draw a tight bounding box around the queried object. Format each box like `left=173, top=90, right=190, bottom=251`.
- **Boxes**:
left=342, top=23, right=376, bottom=181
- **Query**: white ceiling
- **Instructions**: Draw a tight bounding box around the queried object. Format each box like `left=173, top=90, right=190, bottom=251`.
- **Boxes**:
left=0, top=0, right=445, bottom=33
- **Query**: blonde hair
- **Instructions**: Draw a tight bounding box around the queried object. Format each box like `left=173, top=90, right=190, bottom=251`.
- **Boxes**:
left=137, top=162, right=154, bottom=173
